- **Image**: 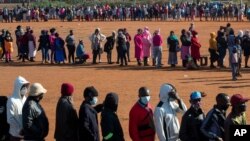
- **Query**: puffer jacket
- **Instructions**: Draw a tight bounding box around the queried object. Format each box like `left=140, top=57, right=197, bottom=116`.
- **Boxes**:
left=154, top=84, right=187, bottom=141
left=22, top=97, right=49, bottom=141
left=6, top=76, right=29, bottom=138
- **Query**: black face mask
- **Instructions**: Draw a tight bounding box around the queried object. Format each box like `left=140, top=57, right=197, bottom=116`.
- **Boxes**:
left=239, top=103, right=246, bottom=113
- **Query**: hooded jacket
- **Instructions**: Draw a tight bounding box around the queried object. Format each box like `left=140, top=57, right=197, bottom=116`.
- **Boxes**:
left=154, top=84, right=187, bottom=141
left=6, top=76, right=29, bottom=138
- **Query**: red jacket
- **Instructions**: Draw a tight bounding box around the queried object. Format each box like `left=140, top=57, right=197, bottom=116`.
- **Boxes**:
left=129, top=102, right=155, bottom=141
left=191, top=37, right=201, bottom=60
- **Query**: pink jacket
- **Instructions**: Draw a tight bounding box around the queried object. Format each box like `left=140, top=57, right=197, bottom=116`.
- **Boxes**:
left=142, top=31, right=152, bottom=57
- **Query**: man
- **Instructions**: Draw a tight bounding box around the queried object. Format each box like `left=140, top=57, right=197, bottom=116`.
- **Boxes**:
left=154, top=83, right=187, bottom=141
left=129, top=87, right=155, bottom=141
left=65, top=30, right=76, bottom=64
left=134, top=28, right=143, bottom=66
left=7, top=76, right=29, bottom=141
left=225, top=94, right=249, bottom=141
left=22, top=83, right=48, bottom=141
left=179, top=91, right=207, bottom=141
left=54, top=83, right=78, bottom=141
left=79, top=86, right=103, bottom=141
left=101, top=92, right=125, bottom=141
left=201, top=93, right=230, bottom=141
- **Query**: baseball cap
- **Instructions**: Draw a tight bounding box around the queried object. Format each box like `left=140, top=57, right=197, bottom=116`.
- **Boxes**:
left=190, top=91, right=202, bottom=100
left=230, top=94, right=250, bottom=107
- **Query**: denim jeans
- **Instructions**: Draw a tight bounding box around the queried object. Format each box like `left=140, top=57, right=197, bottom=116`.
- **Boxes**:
left=42, top=48, right=49, bottom=62
left=153, top=46, right=162, bottom=67
left=231, top=63, right=238, bottom=79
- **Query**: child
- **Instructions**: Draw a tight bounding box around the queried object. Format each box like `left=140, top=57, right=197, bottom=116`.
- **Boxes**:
left=4, top=31, right=13, bottom=63
left=230, top=46, right=238, bottom=81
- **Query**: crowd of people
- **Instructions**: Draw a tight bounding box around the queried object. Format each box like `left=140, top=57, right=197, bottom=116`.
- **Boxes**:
left=1, top=22, right=250, bottom=80
left=0, top=2, right=250, bottom=23
left=0, top=76, right=249, bottom=141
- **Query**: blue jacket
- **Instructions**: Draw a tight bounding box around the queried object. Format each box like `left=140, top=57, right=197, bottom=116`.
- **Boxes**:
left=76, top=43, right=85, bottom=58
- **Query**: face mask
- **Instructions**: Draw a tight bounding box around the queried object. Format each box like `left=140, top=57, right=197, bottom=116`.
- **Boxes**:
left=239, top=103, right=246, bottom=113
left=140, top=96, right=150, bottom=105
left=90, top=97, right=98, bottom=105
left=169, top=98, right=176, bottom=101
left=20, top=87, right=28, bottom=96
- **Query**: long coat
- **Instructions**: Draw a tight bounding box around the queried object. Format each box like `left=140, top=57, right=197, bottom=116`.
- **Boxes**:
left=142, top=31, right=152, bottom=57
left=191, top=37, right=201, bottom=60
left=134, top=34, right=143, bottom=59
left=54, top=96, right=78, bottom=141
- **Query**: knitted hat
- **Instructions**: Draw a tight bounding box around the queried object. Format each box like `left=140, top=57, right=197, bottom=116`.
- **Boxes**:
left=29, top=83, right=47, bottom=97
left=61, top=83, right=74, bottom=96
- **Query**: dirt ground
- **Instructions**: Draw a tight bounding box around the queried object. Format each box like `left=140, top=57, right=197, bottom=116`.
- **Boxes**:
left=0, top=20, right=250, bottom=141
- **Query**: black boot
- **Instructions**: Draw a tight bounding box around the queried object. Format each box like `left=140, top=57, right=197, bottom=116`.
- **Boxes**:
left=152, top=58, right=156, bottom=66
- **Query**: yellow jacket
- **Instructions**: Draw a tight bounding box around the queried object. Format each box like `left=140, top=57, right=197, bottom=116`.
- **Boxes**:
left=209, top=32, right=217, bottom=51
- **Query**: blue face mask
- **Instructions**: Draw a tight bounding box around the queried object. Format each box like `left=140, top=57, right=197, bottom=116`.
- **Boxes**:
left=90, top=97, right=98, bottom=105
left=140, top=96, right=151, bottom=105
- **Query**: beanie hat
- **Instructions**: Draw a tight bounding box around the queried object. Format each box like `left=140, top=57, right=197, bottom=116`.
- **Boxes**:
left=83, top=86, right=98, bottom=98
left=61, top=83, right=74, bottom=96
left=29, top=83, right=47, bottom=97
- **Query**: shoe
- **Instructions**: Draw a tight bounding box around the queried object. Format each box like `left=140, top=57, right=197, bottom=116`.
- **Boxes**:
left=245, top=66, right=249, bottom=68
left=232, top=78, right=237, bottom=81
left=210, top=65, right=216, bottom=69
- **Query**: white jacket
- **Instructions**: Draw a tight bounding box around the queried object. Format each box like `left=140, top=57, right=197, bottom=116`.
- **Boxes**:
left=154, top=84, right=187, bottom=141
left=6, top=76, right=29, bottom=137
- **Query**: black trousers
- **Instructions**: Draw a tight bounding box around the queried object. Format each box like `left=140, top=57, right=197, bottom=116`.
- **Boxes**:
left=106, top=51, right=112, bottom=63
left=92, top=49, right=99, bottom=63
left=67, top=45, right=75, bottom=63
left=120, top=50, right=127, bottom=65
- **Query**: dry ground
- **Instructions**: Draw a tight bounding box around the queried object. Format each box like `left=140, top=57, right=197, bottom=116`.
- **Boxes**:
left=0, top=20, right=250, bottom=141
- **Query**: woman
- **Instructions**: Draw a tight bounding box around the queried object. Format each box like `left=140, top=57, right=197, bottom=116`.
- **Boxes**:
left=28, top=30, right=36, bottom=62
left=117, top=31, right=127, bottom=66
left=167, top=31, right=179, bottom=67
left=134, top=28, right=143, bottom=66
left=191, top=31, right=201, bottom=67
left=104, top=31, right=116, bottom=64
left=142, top=27, right=152, bottom=66
left=180, top=29, right=191, bottom=67
left=54, top=33, right=66, bottom=64
left=38, top=30, right=50, bottom=64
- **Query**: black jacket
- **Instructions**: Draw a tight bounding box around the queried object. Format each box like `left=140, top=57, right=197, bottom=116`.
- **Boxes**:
left=104, top=36, right=115, bottom=52
left=179, top=106, right=208, bottom=141
left=54, top=96, right=78, bottom=141
left=101, top=93, right=124, bottom=141
left=0, top=96, right=9, bottom=141
left=22, top=97, right=49, bottom=141
left=101, top=108, right=124, bottom=141
left=79, top=101, right=99, bottom=141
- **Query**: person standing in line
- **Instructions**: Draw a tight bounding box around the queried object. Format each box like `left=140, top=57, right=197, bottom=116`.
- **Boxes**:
left=225, top=94, right=249, bottom=141
left=22, top=83, right=48, bottom=141
left=117, top=30, right=127, bottom=66
left=124, top=28, right=132, bottom=62
left=49, top=28, right=56, bottom=64
left=180, top=29, right=191, bottom=67
left=65, top=30, right=76, bottom=64
left=79, top=86, right=103, bottom=141
left=129, top=87, right=155, bottom=141
left=7, top=76, right=29, bottom=141
left=101, top=92, right=125, bottom=141
left=191, top=31, right=201, bottom=67
left=91, top=28, right=106, bottom=64
left=4, top=31, right=14, bottom=63
left=208, top=32, right=219, bottom=68
left=54, top=83, right=78, bottom=141
left=201, top=93, right=230, bottom=141
left=154, top=83, right=187, bottom=141
left=152, top=29, right=163, bottom=68
left=179, top=91, right=208, bottom=141
left=142, top=27, right=152, bottom=66
left=104, top=31, right=116, bottom=64
left=134, top=28, right=144, bottom=66
left=167, top=31, right=179, bottom=67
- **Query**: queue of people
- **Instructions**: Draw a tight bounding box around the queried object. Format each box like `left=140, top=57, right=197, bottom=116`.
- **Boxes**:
left=0, top=76, right=249, bottom=141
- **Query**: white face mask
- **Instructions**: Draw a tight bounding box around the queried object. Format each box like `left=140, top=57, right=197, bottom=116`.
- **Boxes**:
left=140, top=96, right=150, bottom=105
left=20, top=87, right=28, bottom=96
left=90, top=97, right=98, bottom=105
